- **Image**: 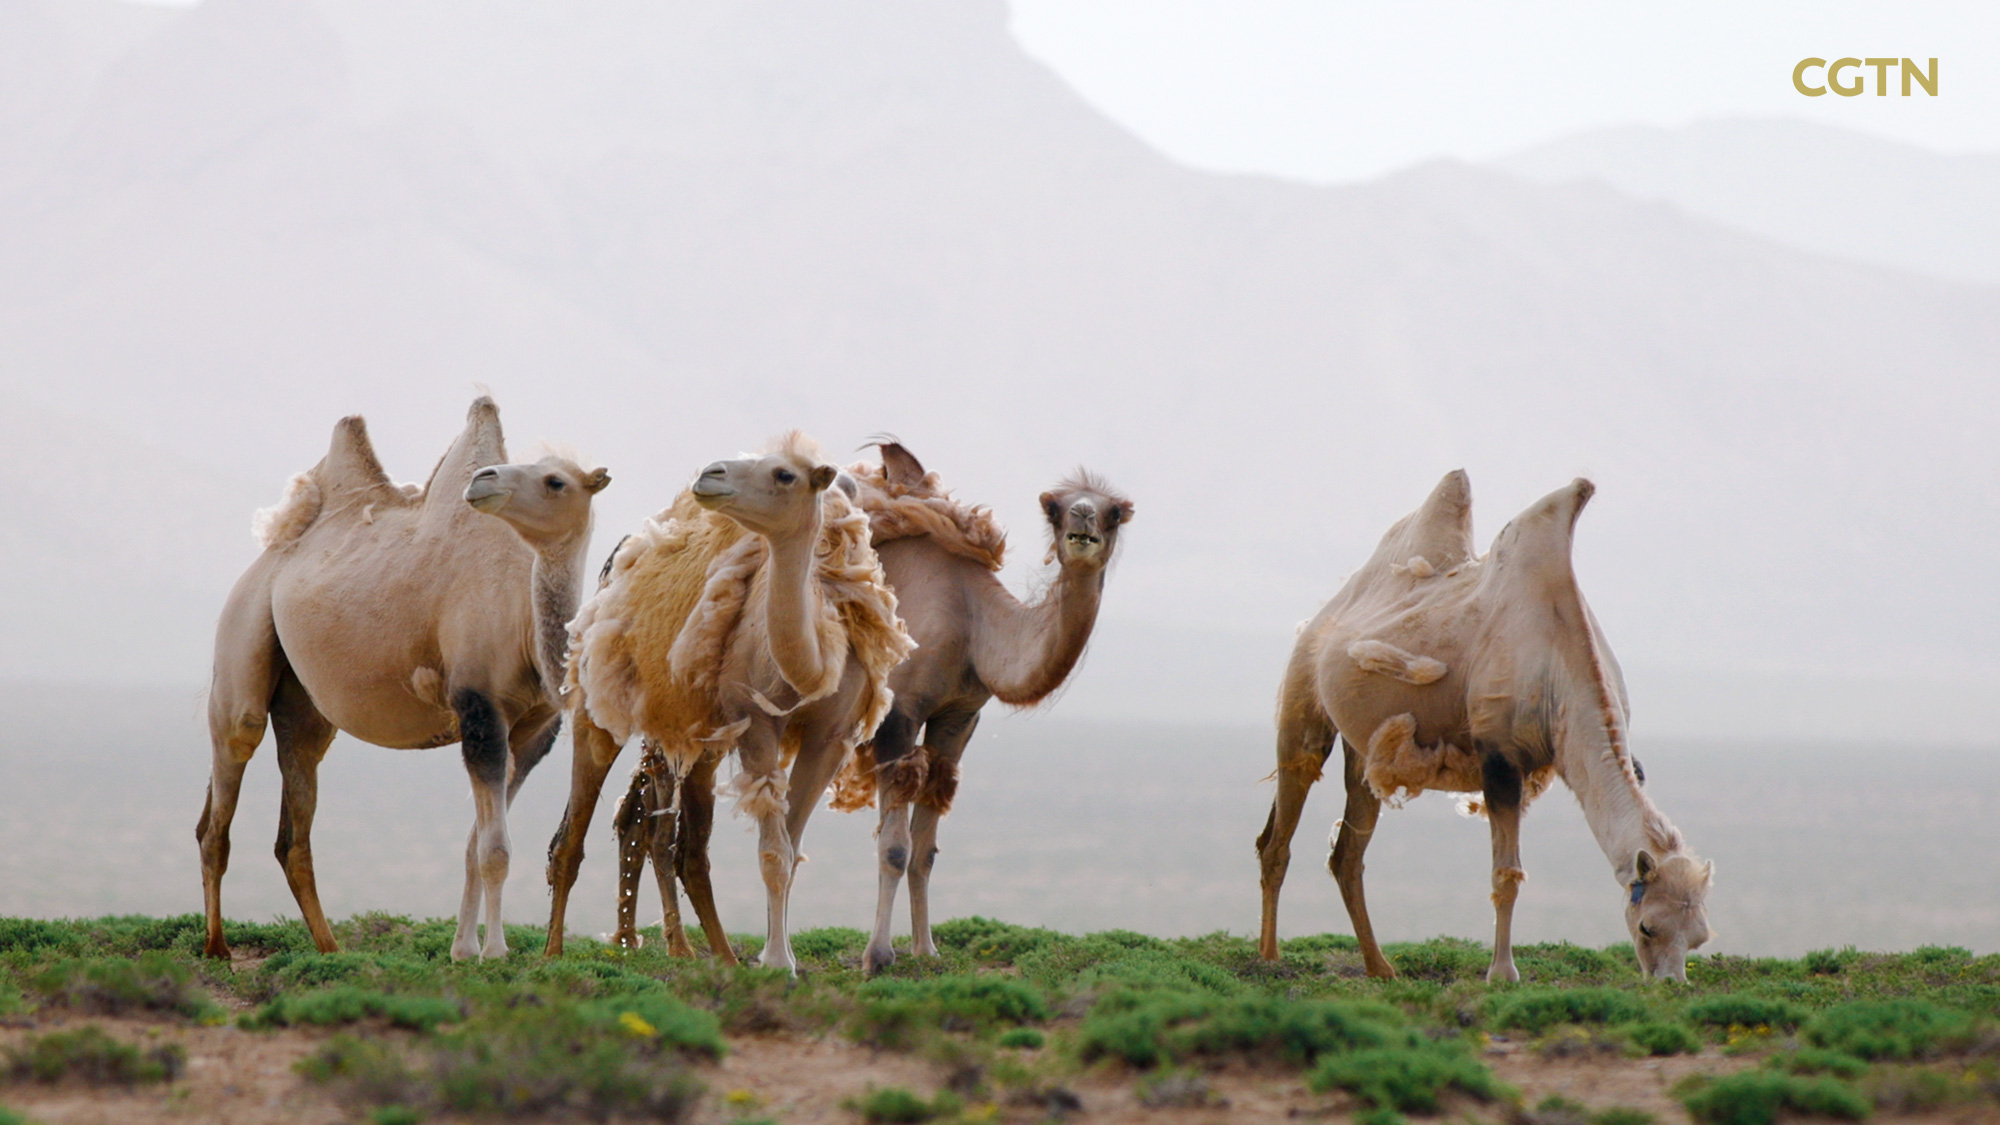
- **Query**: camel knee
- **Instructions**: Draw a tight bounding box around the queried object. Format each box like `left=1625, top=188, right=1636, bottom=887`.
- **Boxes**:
left=758, top=844, right=794, bottom=888
left=1490, top=865, right=1526, bottom=907
left=882, top=844, right=907, bottom=873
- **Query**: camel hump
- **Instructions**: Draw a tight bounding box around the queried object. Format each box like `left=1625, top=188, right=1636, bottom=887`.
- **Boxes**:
left=421, top=396, right=509, bottom=502
left=1399, top=468, right=1476, bottom=570
left=1487, top=477, right=1594, bottom=586
left=307, top=414, right=410, bottom=519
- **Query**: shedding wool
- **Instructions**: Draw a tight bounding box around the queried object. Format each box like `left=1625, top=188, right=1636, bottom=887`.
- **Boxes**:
left=565, top=484, right=914, bottom=794
left=1348, top=639, right=1448, bottom=685
left=824, top=457, right=1011, bottom=813
left=845, top=456, right=1006, bottom=571
left=251, top=472, right=322, bottom=549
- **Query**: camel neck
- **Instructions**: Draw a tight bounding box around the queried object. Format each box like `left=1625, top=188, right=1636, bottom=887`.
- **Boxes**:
left=526, top=527, right=590, bottom=698
left=971, top=557, right=1106, bottom=705
left=1555, top=706, right=1684, bottom=887
left=762, top=512, right=829, bottom=696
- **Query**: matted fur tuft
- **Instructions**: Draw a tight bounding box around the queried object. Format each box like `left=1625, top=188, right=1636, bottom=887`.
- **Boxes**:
left=252, top=472, right=322, bottom=549
left=565, top=480, right=914, bottom=782
left=845, top=457, right=1007, bottom=571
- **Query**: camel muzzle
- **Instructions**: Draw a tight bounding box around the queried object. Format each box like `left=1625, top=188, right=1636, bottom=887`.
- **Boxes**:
left=691, top=464, right=735, bottom=505
left=464, top=470, right=512, bottom=513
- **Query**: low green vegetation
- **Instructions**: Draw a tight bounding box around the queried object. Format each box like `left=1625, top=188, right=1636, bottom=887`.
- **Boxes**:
left=3, top=1025, right=185, bottom=1086
left=0, top=913, right=1994, bottom=1121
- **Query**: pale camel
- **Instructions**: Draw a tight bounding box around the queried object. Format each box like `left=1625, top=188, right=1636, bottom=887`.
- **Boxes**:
left=1256, top=472, right=1713, bottom=982
left=199, top=397, right=609, bottom=961
left=544, top=434, right=913, bottom=973
left=606, top=442, right=1133, bottom=971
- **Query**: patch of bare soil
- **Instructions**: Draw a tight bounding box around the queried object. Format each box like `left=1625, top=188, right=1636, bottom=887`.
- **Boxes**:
left=5, top=1017, right=1899, bottom=1125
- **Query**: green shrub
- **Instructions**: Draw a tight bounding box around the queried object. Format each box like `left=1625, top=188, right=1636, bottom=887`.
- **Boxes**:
left=3, top=1025, right=185, bottom=1086
left=1624, top=1021, right=1702, bottom=1056
left=368, top=1107, right=423, bottom=1125
left=848, top=1085, right=960, bottom=1123
left=0, top=920, right=75, bottom=955
left=849, top=975, right=1048, bottom=1049
left=1764, top=1048, right=1867, bottom=1079
left=791, top=927, right=868, bottom=961
left=1077, top=991, right=1410, bottom=1069
left=1485, top=988, right=1650, bottom=1034
left=1387, top=937, right=1490, bottom=982
left=1592, top=1109, right=1656, bottom=1125
left=0, top=1105, right=35, bottom=1125
left=997, top=1028, right=1045, bottom=1049
left=1684, top=994, right=1807, bottom=1032
left=1307, top=1042, right=1509, bottom=1112
left=1804, top=999, right=1977, bottom=1060
left=1677, top=1071, right=1870, bottom=1125
left=931, top=917, right=1059, bottom=963
left=302, top=997, right=714, bottom=1119
left=26, top=954, right=220, bottom=1020
left=242, top=986, right=464, bottom=1032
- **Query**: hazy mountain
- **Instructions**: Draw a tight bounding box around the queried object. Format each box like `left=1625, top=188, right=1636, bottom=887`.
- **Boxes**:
left=1493, top=118, right=2000, bottom=285
left=2, top=0, right=1995, bottom=739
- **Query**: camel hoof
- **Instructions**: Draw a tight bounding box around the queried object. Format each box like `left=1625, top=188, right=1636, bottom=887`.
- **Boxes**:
left=862, top=943, right=897, bottom=976
left=612, top=930, right=642, bottom=951
left=1486, top=962, right=1519, bottom=984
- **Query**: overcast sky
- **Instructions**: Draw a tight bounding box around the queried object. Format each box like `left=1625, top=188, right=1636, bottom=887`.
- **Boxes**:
left=1008, top=0, right=2000, bottom=181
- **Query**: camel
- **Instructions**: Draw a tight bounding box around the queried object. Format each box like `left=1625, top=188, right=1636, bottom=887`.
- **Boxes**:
left=605, top=442, right=1133, bottom=972
left=544, top=434, right=914, bottom=974
left=1255, top=472, right=1714, bottom=982
left=198, top=397, right=609, bottom=961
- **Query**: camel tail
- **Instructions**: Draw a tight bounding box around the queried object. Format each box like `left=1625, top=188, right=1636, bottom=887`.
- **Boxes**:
left=251, top=472, right=322, bottom=549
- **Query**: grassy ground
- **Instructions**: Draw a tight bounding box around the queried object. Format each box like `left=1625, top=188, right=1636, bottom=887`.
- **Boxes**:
left=1, top=915, right=1996, bottom=1124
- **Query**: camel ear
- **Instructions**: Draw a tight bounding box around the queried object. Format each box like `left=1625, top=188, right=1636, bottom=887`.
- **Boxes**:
left=583, top=468, right=611, bottom=494
left=1110, top=498, right=1135, bottom=526
left=880, top=442, right=926, bottom=488
left=1634, top=849, right=1658, bottom=883
left=809, top=464, right=837, bottom=492
left=1038, top=490, right=1061, bottom=524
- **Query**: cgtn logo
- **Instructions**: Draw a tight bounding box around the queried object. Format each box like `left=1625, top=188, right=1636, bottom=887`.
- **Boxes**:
left=1794, top=57, right=1938, bottom=97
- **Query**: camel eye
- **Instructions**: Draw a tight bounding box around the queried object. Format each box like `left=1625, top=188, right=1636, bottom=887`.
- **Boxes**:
left=545, top=476, right=565, bottom=491
left=1639, top=923, right=1656, bottom=939
left=775, top=468, right=797, bottom=485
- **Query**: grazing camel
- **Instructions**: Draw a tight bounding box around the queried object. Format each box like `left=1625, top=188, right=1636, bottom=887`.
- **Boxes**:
left=1256, top=472, right=1713, bottom=982
left=545, top=434, right=914, bottom=973
left=198, top=397, right=609, bottom=961
left=607, top=442, right=1134, bottom=972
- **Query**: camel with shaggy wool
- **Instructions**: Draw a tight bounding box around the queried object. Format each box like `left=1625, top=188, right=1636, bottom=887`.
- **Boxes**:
left=608, top=441, right=1133, bottom=971
left=199, top=397, right=609, bottom=961
left=1256, top=471, right=1713, bottom=982
left=545, top=435, right=913, bottom=973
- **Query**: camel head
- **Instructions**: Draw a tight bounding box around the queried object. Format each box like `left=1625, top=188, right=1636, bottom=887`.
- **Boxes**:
left=1037, top=472, right=1133, bottom=571
left=1625, top=848, right=1714, bottom=982
left=690, top=433, right=838, bottom=540
left=464, top=455, right=611, bottom=546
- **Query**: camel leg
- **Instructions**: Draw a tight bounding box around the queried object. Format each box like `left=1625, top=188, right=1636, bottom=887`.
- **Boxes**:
left=906, top=710, right=979, bottom=958
left=198, top=587, right=282, bottom=961
left=861, top=709, right=922, bottom=975
left=1256, top=688, right=1335, bottom=962
left=734, top=722, right=798, bottom=973
left=198, top=690, right=268, bottom=961
left=271, top=670, right=339, bottom=954
left=450, top=689, right=514, bottom=961
left=675, top=753, right=736, bottom=965
left=610, top=772, right=651, bottom=950
left=544, top=712, right=623, bottom=957
left=643, top=770, right=697, bottom=958
left=1328, top=738, right=1396, bottom=978
left=1480, top=746, right=1528, bottom=983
